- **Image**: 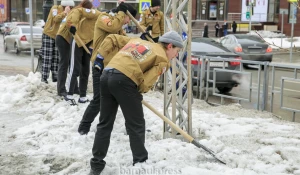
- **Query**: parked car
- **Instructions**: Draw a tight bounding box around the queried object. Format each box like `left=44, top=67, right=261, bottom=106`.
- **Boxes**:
left=34, top=20, right=45, bottom=27
left=10, top=22, right=30, bottom=28
left=0, top=22, right=12, bottom=34
left=220, top=34, right=273, bottom=66
left=4, top=26, right=43, bottom=54
left=189, top=38, right=241, bottom=93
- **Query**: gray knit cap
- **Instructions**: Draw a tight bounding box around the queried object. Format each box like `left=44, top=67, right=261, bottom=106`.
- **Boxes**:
left=61, top=0, right=75, bottom=7
left=159, top=31, right=183, bottom=48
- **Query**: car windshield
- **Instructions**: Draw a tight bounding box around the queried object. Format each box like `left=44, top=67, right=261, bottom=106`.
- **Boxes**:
left=192, top=38, right=230, bottom=52
left=235, top=35, right=265, bottom=44
left=21, top=28, right=43, bottom=34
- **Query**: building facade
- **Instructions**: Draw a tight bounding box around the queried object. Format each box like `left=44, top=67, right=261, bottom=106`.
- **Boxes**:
left=1, top=0, right=299, bottom=36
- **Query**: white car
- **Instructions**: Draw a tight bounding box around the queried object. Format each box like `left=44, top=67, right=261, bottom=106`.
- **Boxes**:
left=4, top=26, right=43, bottom=54
left=0, top=22, right=12, bottom=34
left=34, top=20, right=45, bottom=28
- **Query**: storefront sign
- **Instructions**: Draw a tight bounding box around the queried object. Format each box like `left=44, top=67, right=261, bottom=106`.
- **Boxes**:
left=242, top=0, right=268, bottom=22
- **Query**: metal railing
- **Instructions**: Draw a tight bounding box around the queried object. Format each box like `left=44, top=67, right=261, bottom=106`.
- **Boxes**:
left=194, top=56, right=300, bottom=122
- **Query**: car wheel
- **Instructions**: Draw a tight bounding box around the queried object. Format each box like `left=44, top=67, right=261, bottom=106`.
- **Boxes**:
left=14, top=43, right=20, bottom=54
left=4, top=42, right=7, bottom=52
left=217, top=87, right=233, bottom=94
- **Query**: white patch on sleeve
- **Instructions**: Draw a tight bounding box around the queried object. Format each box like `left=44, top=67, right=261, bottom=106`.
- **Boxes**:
left=162, top=67, right=166, bottom=74
left=52, top=9, right=58, bottom=16
left=85, top=9, right=91, bottom=13
left=91, top=9, right=96, bottom=14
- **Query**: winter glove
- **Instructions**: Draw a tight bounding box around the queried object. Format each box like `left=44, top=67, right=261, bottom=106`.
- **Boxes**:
left=140, top=31, right=153, bottom=41
left=88, top=47, right=93, bottom=55
left=69, top=26, right=76, bottom=35
left=116, top=2, right=128, bottom=14
left=146, top=25, right=152, bottom=31
left=94, top=54, right=104, bottom=72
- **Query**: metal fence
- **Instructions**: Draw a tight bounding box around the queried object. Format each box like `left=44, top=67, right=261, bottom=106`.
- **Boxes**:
left=194, top=56, right=300, bottom=122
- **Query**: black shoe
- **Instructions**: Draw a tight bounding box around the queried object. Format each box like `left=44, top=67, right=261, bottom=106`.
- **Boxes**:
left=78, top=130, right=88, bottom=135
left=78, top=124, right=90, bottom=135
left=88, top=169, right=101, bottom=175
left=41, top=79, right=48, bottom=84
left=64, top=96, right=77, bottom=106
left=78, top=98, right=89, bottom=103
left=52, top=78, right=57, bottom=82
left=133, top=159, right=147, bottom=166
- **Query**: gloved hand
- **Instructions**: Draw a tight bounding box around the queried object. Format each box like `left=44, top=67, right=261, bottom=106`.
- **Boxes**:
left=146, top=25, right=152, bottom=31
left=88, top=47, right=93, bottom=55
left=140, top=31, right=153, bottom=41
left=94, top=54, right=104, bottom=72
left=116, top=2, right=128, bottom=14
left=69, top=26, right=76, bottom=35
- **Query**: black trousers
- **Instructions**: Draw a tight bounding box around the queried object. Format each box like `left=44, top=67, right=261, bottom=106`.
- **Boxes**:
left=56, top=35, right=70, bottom=95
left=78, top=67, right=101, bottom=132
left=56, top=36, right=79, bottom=95
left=90, top=69, right=148, bottom=172
left=67, top=39, right=91, bottom=97
left=215, top=29, right=219, bottom=37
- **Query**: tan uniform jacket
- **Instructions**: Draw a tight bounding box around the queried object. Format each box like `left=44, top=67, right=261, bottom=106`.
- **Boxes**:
left=140, top=9, right=164, bottom=38
left=68, top=8, right=102, bottom=47
left=56, top=9, right=76, bottom=44
left=43, top=5, right=66, bottom=39
left=99, top=34, right=170, bottom=93
left=91, top=11, right=126, bottom=64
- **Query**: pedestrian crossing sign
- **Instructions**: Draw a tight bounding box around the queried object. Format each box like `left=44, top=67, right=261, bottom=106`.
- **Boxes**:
left=139, top=0, right=151, bottom=14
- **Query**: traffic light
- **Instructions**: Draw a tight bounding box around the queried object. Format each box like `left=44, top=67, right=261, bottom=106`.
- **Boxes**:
left=246, top=12, right=250, bottom=19
left=246, top=0, right=250, bottom=6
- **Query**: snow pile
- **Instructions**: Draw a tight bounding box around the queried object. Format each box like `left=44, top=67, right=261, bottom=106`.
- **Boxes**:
left=1, top=73, right=300, bottom=175
left=248, top=31, right=286, bottom=38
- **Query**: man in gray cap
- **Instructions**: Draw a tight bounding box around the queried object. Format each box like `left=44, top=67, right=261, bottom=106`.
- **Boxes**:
left=88, top=30, right=183, bottom=175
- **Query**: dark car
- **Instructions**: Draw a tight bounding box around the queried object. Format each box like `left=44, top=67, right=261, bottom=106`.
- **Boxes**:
left=190, top=38, right=241, bottom=93
left=220, top=34, right=273, bottom=65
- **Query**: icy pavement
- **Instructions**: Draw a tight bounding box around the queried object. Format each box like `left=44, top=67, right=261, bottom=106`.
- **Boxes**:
left=0, top=73, right=300, bottom=175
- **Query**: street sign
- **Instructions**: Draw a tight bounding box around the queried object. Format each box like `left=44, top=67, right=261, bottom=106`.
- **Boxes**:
left=0, top=4, right=4, bottom=8
left=0, top=9, right=4, bottom=15
left=139, top=0, right=151, bottom=14
left=92, top=0, right=100, bottom=8
left=246, top=11, right=250, bottom=19
left=25, top=7, right=30, bottom=15
left=288, top=0, right=297, bottom=2
left=280, top=8, right=288, bottom=14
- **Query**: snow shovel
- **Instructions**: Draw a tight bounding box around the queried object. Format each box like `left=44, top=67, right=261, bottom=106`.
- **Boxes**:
left=142, top=100, right=226, bottom=165
left=126, top=11, right=155, bottom=43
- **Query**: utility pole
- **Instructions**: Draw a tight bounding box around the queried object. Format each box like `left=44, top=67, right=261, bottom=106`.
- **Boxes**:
left=290, top=3, right=295, bottom=63
left=249, top=4, right=252, bottom=32
left=43, top=0, right=53, bottom=22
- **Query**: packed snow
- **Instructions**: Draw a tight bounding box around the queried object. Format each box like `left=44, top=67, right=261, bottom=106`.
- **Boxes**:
left=1, top=72, right=300, bottom=175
